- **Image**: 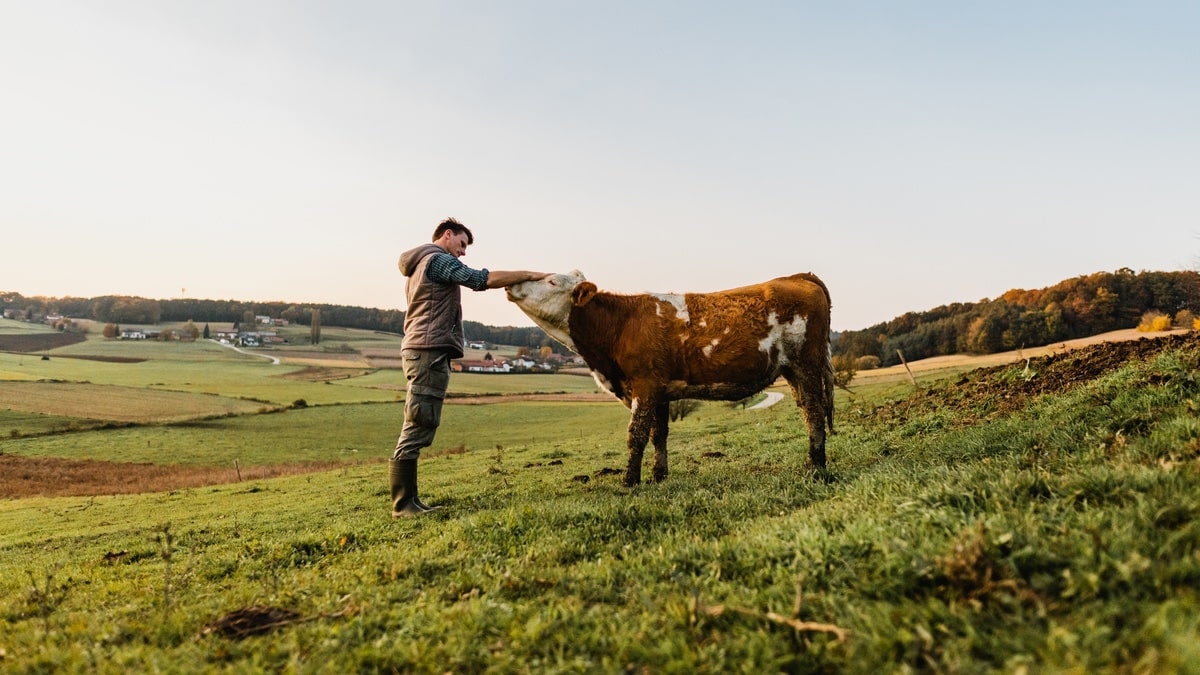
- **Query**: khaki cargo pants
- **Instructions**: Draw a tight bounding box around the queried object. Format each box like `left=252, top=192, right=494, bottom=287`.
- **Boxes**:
left=392, top=348, right=451, bottom=460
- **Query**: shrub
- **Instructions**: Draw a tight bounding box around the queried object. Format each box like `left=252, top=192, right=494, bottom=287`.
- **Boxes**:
left=832, top=353, right=857, bottom=388
left=1137, top=311, right=1172, bottom=332
left=854, top=355, right=881, bottom=370
left=1175, top=309, right=1195, bottom=329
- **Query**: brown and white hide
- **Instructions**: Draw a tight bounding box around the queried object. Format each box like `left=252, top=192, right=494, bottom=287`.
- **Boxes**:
left=506, top=271, right=834, bottom=487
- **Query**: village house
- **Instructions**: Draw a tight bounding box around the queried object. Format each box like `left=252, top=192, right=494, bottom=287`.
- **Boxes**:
left=510, top=356, right=537, bottom=370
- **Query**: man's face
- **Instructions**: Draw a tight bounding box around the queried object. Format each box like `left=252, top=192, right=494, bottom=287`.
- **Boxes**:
left=441, top=231, right=470, bottom=258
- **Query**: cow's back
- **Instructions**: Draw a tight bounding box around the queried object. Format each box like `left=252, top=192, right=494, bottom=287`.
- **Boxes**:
left=670, top=274, right=829, bottom=387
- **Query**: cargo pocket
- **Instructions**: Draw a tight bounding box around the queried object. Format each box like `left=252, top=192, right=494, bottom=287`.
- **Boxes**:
left=402, top=350, right=422, bottom=379
left=408, top=394, right=443, bottom=429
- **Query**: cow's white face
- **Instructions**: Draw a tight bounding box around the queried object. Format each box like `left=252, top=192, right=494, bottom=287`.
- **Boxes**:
left=505, top=270, right=586, bottom=350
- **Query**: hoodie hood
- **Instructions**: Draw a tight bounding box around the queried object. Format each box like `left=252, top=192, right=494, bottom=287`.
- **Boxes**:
left=398, top=243, right=445, bottom=277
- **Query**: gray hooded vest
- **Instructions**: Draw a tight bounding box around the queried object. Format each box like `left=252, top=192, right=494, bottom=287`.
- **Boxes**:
left=399, top=244, right=465, bottom=358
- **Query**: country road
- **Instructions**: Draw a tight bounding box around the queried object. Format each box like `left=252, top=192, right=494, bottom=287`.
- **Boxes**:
left=747, top=391, right=784, bottom=410
left=210, top=339, right=280, bottom=365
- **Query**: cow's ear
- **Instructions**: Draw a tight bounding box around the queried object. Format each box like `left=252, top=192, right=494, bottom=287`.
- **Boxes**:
left=572, top=282, right=598, bottom=307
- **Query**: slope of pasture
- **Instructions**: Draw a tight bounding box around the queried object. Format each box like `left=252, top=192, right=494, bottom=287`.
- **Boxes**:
left=0, top=381, right=267, bottom=423
left=1, top=332, right=1198, bottom=671
left=0, top=343, right=395, bottom=406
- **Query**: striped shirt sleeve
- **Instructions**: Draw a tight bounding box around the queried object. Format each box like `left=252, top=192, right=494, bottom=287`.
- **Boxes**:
left=425, top=252, right=490, bottom=291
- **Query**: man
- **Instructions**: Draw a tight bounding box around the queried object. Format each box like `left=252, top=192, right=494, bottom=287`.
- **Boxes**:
left=390, top=217, right=548, bottom=517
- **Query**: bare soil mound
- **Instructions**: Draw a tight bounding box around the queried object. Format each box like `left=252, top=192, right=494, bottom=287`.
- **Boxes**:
left=863, top=331, right=1200, bottom=426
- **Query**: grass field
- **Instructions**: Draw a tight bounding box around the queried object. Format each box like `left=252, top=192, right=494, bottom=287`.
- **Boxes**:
left=1, top=325, right=1198, bottom=672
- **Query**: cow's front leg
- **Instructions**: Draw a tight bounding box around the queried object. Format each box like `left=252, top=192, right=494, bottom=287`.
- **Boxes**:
left=649, top=401, right=670, bottom=483
left=623, top=399, right=655, bottom=487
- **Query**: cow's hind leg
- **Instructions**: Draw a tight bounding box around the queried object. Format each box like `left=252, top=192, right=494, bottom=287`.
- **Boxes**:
left=782, top=367, right=828, bottom=472
left=649, top=401, right=670, bottom=483
left=623, top=401, right=655, bottom=487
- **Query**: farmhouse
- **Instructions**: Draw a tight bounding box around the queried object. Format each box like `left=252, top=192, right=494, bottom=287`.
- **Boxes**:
left=451, top=358, right=512, bottom=373
left=239, top=331, right=286, bottom=347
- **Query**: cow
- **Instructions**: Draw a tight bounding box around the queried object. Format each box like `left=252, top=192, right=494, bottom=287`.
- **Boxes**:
left=505, top=271, right=834, bottom=487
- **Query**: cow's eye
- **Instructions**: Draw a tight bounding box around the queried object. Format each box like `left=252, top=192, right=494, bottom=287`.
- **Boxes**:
left=548, top=279, right=557, bottom=286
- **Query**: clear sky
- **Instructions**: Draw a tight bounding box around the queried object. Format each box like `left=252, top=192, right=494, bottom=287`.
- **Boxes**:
left=3, top=2, right=1197, bottom=332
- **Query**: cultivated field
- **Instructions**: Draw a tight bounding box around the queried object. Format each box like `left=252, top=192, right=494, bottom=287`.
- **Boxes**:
left=1, top=318, right=1198, bottom=672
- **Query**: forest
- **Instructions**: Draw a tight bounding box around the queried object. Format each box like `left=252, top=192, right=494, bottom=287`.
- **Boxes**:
left=834, top=268, right=1200, bottom=366
left=0, top=292, right=562, bottom=353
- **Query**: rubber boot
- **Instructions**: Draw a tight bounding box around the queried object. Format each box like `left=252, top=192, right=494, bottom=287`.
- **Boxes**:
left=389, top=459, right=441, bottom=517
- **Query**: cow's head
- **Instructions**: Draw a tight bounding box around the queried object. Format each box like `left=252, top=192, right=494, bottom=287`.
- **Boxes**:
left=506, top=270, right=589, bottom=350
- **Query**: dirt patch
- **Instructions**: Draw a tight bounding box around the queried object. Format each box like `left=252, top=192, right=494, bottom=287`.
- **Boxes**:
left=446, top=392, right=615, bottom=405
left=278, top=366, right=375, bottom=382
left=0, top=454, right=360, bottom=499
left=0, top=333, right=87, bottom=353
left=34, top=353, right=146, bottom=364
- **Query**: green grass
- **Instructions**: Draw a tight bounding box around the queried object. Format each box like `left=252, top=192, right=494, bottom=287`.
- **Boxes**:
left=1, top=335, right=1199, bottom=671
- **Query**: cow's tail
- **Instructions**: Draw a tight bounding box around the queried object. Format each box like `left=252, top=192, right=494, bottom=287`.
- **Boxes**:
left=824, top=340, right=835, bottom=434
left=799, top=272, right=836, bottom=435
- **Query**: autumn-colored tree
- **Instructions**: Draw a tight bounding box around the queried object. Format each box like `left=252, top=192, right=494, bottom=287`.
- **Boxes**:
left=182, top=320, right=200, bottom=341
left=102, top=323, right=119, bottom=338
left=310, top=309, right=321, bottom=344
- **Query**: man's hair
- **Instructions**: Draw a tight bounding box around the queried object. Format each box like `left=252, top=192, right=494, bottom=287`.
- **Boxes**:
left=433, top=217, right=474, bottom=245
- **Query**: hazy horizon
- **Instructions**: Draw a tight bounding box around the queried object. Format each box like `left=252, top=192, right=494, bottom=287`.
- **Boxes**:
left=6, top=264, right=1193, bottom=334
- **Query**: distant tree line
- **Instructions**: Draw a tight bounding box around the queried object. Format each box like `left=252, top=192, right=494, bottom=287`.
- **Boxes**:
left=0, top=292, right=570, bottom=354
left=835, top=269, right=1200, bottom=366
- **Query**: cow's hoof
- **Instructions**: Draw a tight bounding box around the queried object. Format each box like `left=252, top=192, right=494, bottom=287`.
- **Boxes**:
left=810, top=467, right=835, bottom=484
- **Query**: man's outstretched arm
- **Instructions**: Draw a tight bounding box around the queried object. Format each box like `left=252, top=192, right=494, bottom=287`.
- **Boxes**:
left=485, top=270, right=550, bottom=289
